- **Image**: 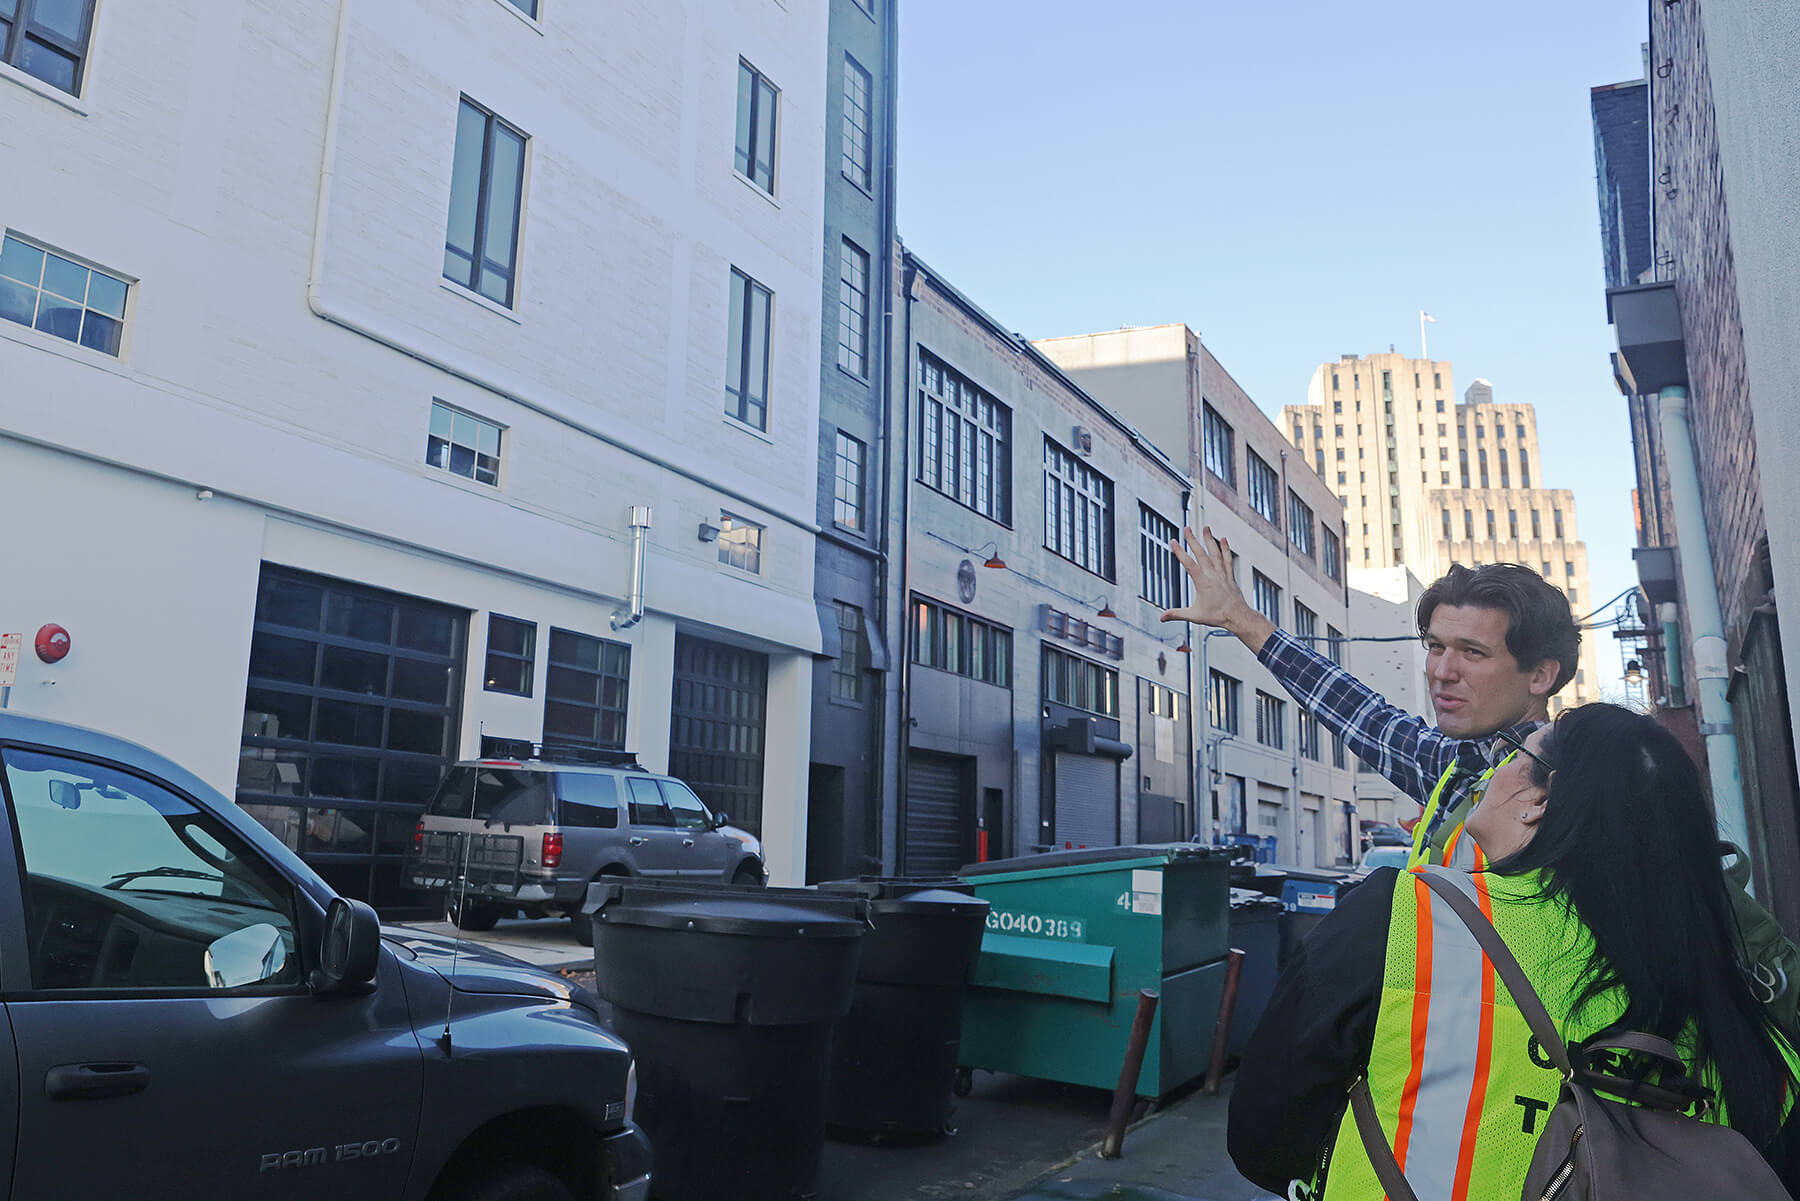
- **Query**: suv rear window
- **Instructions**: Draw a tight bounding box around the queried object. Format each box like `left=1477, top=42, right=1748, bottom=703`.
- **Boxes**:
left=555, top=772, right=620, bottom=829
left=427, top=767, right=552, bottom=826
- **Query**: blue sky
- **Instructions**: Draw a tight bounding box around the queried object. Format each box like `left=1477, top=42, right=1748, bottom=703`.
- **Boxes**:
left=896, top=0, right=1650, bottom=693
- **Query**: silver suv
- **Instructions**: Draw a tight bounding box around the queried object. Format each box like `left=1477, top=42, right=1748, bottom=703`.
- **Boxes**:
left=409, top=746, right=766, bottom=943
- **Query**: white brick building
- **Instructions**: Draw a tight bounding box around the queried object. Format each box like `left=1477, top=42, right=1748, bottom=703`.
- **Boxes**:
left=0, top=0, right=831, bottom=909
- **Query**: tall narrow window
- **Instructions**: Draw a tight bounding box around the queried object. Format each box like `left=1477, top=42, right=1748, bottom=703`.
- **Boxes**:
left=1255, top=691, right=1285, bottom=749
left=1287, top=491, right=1315, bottom=558
left=1139, top=504, right=1184, bottom=609
left=725, top=268, right=772, bottom=430
left=0, top=233, right=127, bottom=355
left=837, top=238, right=870, bottom=377
left=734, top=60, right=778, bottom=194
left=444, top=99, right=527, bottom=307
left=841, top=54, right=872, bottom=190
left=917, top=350, right=1011, bottom=523
left=544, top=629, right=630, bottom=749
left=833, top=431, right=865, bottom=530
left=483, top=615, right=535, bottom=695
left=1251, top=571, right=1281, bottom=625
left=1, top=0, right=96, bottom=95
left=1208, top=670, right=1240, bottom=734
left=1202, top=403, right=1236, bottom=487
left=1520, top=449, right=1532, bottom=487
left=1246, top=451, right=1279, bottom=525
left=1044, top=437, right=1115, bottom=578
left=831, top=603, right=864, bottom=702
left=1321, top=527, right=1341, bottom=581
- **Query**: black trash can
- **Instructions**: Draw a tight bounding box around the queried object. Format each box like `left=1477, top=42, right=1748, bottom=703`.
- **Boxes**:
left=817, top=877, right=990, bottom=1138
left=1226, top=887, right=1283, bottom=1059
left=589, top=880, right=869, bottom=1201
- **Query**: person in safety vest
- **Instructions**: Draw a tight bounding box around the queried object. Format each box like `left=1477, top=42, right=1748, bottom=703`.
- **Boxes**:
left=1161, top=529, right=1578, bottom=867
left=1227, top=704, right=1800, bottom=1200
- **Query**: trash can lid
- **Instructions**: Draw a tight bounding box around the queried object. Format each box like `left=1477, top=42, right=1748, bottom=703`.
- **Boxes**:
left=959, top=842, right=1230, bottom=878
left=593, top=880, right=868, bottom=938
left=817, top=875, right=973, bottom=901
left=860, top=887, right=990, bottom=917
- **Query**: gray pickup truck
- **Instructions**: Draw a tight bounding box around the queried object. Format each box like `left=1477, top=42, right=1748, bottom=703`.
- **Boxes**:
left=0, top=710, right=649, bottom=1201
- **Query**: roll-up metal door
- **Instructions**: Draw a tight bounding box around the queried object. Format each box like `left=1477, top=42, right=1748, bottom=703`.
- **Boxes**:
left=1053, top=752, right=1119, bottom=849
left=904, top=752, right=971, bottom=875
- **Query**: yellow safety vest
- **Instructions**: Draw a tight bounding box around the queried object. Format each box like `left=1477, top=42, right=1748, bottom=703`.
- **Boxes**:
left=1407, top=761, right=1489, bottom=870
left=1317, top=868, right=1734, bottom=1201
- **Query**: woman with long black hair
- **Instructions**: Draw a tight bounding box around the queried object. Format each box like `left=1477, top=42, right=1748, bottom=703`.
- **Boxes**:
left=1228, top=703, right=1799, bottom=1198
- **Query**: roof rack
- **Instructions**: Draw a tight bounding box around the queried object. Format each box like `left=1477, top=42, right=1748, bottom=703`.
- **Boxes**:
left=479, top=736, right=643, bottom=769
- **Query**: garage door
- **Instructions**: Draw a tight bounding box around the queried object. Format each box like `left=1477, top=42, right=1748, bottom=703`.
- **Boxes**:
left=905, top=752, right=971, bottom=875
left=1053, top=752, right=1118, bottom=849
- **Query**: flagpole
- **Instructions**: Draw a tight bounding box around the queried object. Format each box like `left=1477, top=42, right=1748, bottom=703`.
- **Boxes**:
left=1419, top=310, right=1428, bottom=361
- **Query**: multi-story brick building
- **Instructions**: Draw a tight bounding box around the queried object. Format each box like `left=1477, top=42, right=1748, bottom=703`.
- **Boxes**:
left=1037, top=326, right=1359, bottom=867
left=1286, top=356, right=1602, bottom=709
left=889, top=275, right=1197, bottom=871
left=1594, top=0, right=1800, bottom=927
left=0, top=0, right=831, bottom=908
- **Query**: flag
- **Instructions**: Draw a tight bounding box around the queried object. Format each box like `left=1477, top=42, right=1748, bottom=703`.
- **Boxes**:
left=1421, top=311, right=1437, bottom=324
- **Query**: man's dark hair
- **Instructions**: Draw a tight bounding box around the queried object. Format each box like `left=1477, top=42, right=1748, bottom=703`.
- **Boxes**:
left=1415, top=562, right=1581, bottom=692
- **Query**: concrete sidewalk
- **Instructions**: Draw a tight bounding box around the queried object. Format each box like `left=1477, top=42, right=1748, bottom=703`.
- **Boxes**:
left=1003, top=1077, right=1279, bottom=1201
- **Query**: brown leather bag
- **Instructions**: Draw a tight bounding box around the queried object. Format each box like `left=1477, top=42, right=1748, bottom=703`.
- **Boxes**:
left=1347, top=867, right=1793, bottom=1201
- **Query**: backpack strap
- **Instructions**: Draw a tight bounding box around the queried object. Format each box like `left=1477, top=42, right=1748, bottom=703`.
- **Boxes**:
left=1349, top=1076, right=1421, bottom=1201
left=1416, top=866, right=1575, bottom=1079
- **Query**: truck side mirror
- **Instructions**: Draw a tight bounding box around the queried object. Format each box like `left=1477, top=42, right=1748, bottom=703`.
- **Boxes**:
left=310, top=896, right=380, bottom=995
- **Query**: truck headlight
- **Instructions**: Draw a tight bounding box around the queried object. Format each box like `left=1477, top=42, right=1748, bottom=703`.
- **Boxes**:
left=624, top=1059, right=638, bottom=1125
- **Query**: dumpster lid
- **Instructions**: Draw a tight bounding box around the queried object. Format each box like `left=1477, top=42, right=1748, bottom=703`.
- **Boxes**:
left=817, top=875, right=975, bottom=902
left=591, top=880, right=868, bottom=937
left=959, top=842, right=1229, bottom=878
left=861, top=886, right=990, bottom=917
left=1230, top=886, right=1282, bottom=909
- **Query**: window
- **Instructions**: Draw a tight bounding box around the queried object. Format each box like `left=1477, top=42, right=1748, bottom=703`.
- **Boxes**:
left=505, top=0, right=537, bottom=14
left=1508, top=509, right=1519, bottom=540
left=1441, top=472, right=1451, bottom=484
left=544, top=629, right=631, bottom=749
left=1292, top=422, right=1303, bottom=442
left=1517, top=423, right=1527, bottom=440
left=445, top=99, right=527, bottom=307
left=1251, top=570, right=1281, bottom=625
left=1, top=0, right=96, bottom=95
left=1298, top=710, right=1322, bottom=761
left=1553, top=508, right=1564, bottom=539
left=1439, top=446, right=1449, bottom=460
left=0, top=233, right=127, bottom=355
left=1287, top=491, right=1314, bottom=558
left=837, top=238, right=870, bottom=377
left=662, top=780, right=714, bottom=831
left=840, top=54, right=872, bottom=190
left=1331, top=730, right=1347, bottom=769
left=626, top=776, right=672, bottom=827
left=1322, top=526, right=1341, bottom=581
left=1478, top=449, right=1489, bottom=487
left=1325, top=623, right=1344, bottom=665
left=1436, top=398, right=1445, bottom=413
left=831, top=602, right=864, bottom=702
left=1476, top=424, right=1485, bottom=439
left=725, top=267, right=772, bottom=429
left=1332, top=373, right=1339, bottom=390
left=1499, top=450, right=1510, bottom=487
left=1042, top=644, right=1119, bottom=717
left=1246, top=450, right=1279, bottom=526
left=1255, top=691, right=1285, bottom=748
left=6, top=749, right=301, bottom=991
left=1337, top=472, right=1346, bottom=485
left=1565, top=561, right=1575, bottom=577
left=1146, top=681, right=1181, bottom=720
left=1520, top=450, right=1532, bottom=488
left=1043, top=437, right=1114, bottom=578
left=1531, top=509, right=1542, bottom=539
left=1433, top=372, right=1442, bottom=389
left=1202, top=403, right=1235, bottom=486
left=910, top=596, right=1011, bottom=686
left=734, top=60, right=778, bottom=193
left=1333, top=400, right=1342, bottom=414
left=426, top=401, right=502, bottom=486
left=483, top=614, right=535, bottom=696
left=1486, top=509, right=1496, bottom=540
left=1294, top=602, right=1317, bottom=648
left=833, top=431, right=866, bottom=530
left=918, top=350, right=1011, bottom=523
left=1442, top=509, right=1452, bottom=540
left=718, top=513, right=763, bottom=573
left=1208, top=670, right=1240, bottom=734
left=1139, top=504, right=1185, bottom=609
left=1464, top=509, right=1474, bottom=540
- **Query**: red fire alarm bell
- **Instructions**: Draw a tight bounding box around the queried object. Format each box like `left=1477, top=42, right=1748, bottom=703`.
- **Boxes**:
left=34, top=624, right=69, bottom=664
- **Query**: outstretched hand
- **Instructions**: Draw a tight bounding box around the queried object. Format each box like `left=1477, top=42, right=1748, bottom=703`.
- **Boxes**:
left=1159, top=525, right=1276, bottom=653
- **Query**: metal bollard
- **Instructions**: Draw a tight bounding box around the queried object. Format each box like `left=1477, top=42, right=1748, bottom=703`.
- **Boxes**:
left=1098, top=988, right=1160, bottom=1159
left=1202, top=948, right=1247, bottom=1096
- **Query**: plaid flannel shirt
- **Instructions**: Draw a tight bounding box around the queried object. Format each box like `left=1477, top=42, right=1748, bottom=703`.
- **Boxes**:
left=1255, top=629, right=1538, bottom=836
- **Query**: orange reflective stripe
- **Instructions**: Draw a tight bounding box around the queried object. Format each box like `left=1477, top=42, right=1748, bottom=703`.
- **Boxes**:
left=1392, top=872, right=1434, bottom=1177
left=1449, top=872, right=1498, bottom=1200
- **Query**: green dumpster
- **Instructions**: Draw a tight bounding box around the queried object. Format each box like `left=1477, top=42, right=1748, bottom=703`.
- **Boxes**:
left=955, top=844, right=1232, bottom=1098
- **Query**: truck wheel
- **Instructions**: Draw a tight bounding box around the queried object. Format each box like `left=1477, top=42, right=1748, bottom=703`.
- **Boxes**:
left=445, top=894, right=501, bottom=932
left=442, top=1163, right=574, bottom=1201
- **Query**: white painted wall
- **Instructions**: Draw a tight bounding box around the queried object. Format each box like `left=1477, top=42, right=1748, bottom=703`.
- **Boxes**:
left=1347, top=566, right=1432, bottom=827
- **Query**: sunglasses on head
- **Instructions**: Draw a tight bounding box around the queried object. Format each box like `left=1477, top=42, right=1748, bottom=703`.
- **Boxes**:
left=1493, top=727, right=1554, bottom=775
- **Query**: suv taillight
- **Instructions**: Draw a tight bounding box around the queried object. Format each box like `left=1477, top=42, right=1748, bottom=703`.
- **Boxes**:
left=412, top=820, right=424, bottom=851
left=542, top=831, right=563, bottom=869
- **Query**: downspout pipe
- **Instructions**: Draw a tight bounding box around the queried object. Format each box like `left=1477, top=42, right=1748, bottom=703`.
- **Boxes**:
left=1656, top=385, right=1751, bottom=854
left=610, top=506, right=653, bottom=631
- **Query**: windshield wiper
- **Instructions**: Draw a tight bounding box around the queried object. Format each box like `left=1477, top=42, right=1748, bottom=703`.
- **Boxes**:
left=105, top=866, right=225, bottom=891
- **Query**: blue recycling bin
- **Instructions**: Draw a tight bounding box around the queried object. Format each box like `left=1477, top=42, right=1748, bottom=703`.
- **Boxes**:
left=1277, top=868, right=1358, bottom=968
